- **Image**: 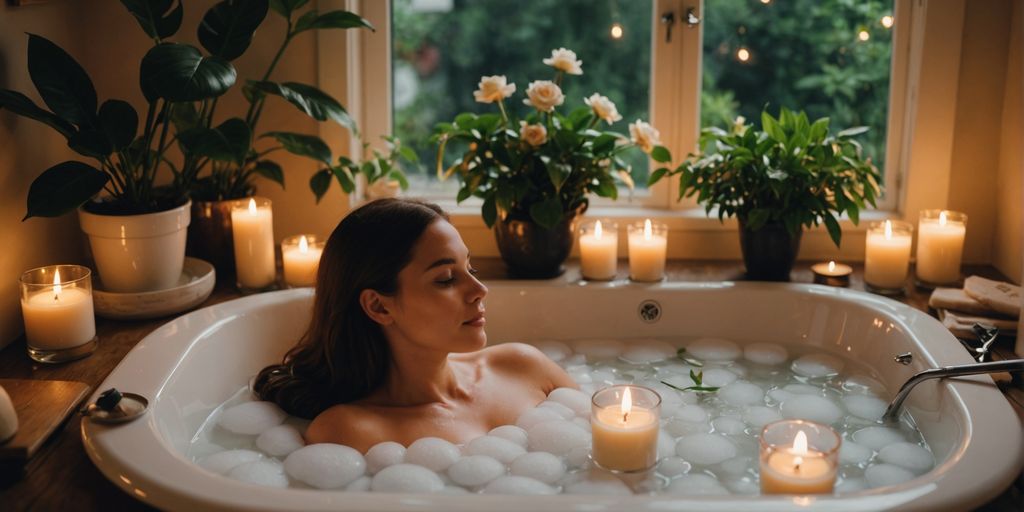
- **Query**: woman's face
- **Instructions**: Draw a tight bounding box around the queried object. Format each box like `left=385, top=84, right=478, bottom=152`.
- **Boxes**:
left=382, top=220, right=488, bottom=353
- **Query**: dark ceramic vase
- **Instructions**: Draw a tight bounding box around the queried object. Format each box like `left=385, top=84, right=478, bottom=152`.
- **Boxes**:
left=186, top=199, right=238, bottom=280
left=738, top=219, right=803, bottom=281
left=493, top=207, right=584, bottom=279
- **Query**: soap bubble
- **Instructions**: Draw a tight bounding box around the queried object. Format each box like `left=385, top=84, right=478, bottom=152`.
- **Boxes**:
left=365, top=441, right=406, bottom=474
left=711, top=416, right=748, bottom=436
left=718, top=381, right=765, bottom=406
left=878, top=442, right=933, bottom=473
left=572, top=338, right=624, bottom=361
left=675, top=434, right=737, bottom=465
left=782, top=383, right=821, bottom=395
left=852, top=426, right=906, bottom=451
left=370, top=464, right=445, bottom=493
left=283, top=444, right=366, bottom=489
left=723, top=476, right=760, bottom=495
left=488, top=425, right=528, bottom=448
left=447, top=455, right=506, bottom=487
left=791, top=354, right=845, bottom=378
left=571, top=417, right=592, bottom=432
left=218, top=401, right=287, bottom=435
left=836, top=477, right=867, bottom=493
left=839, top=440, right=874, bottom=465
left=345, top=475, right=372, bottom=491
left=843, top=395, right=888, bottom=421
left=686, top=338, right=741, bottom=361
left=527, top=420, right=590, bottom=456
left=404, top=437, right=461, bottom=472
left=466, top=435, right=526, bottom=464
left=674, top=404, right=709, bottom=423
left=717, top=456, right=754, bottom=477
left=664, top=418, right=712, bottom=437
left=256, top=425, right=305, bottom=458
left=515, top=407, right=564, bottom=431
left=198, top=449, right=263, bottom=475
left=563, top=470, right=632, bottom=495
left=537, top=401, right=575, bottom=419
left=621, top=339, right=676, bottom=364
left=657, top=456, right=692, bottom=477
left=510, top=452, right=566, bottom=484
left=741, top=406, right=782, bottom=428
left=534, top=340, right=573, bottom=362
left=743, top=342, right=789, bottom=366
left=781, top=395, right=844, bottom=425
left=865, top=463, right=916, bottom=488
left=665, top=473, right=729, bottom=495
left=483, top=475, right=558, bottom=495
left=700, top=368, right=738, bottom=387
left=547, top=387, right=592, bottom=417
left=657, top=430, right=676, bottom=459
left=227, top=460, right=289, bottom=488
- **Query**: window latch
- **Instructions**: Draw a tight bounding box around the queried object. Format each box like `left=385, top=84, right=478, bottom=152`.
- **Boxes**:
left=660, top=11, right=675, bottom=42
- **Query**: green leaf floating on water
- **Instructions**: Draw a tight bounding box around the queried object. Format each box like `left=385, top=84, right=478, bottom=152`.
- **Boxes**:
left=676, top=347, right=704, bottom=367
left=660, top=368, right=720, bottom=394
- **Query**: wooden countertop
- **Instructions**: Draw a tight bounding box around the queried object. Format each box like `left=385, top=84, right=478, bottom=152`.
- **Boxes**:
left=0, top=260, right=1020, bottom=511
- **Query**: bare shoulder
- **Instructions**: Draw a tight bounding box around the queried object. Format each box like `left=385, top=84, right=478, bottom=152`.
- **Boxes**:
left=305, top=403, right=388, bottom=452
left=485, top=342, right=578, bottom=390
left=485, top=342, right=549, bottom=366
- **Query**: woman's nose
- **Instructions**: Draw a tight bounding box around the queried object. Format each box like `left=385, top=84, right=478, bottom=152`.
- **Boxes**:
left=467, top=274, right=487, bottom=303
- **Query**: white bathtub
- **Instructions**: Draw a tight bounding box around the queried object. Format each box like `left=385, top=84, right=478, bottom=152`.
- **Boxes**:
left=81, top=282, right=1023, bottom=511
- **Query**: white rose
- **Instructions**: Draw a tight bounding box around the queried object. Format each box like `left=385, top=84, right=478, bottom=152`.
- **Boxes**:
left=473, top=75, right=516, bottom=103
left=543, top=48, right=583, bottom=75
left=519, top=121, right=547, bottom=147
left=629, top=120, right=661, bottom=154
left=584, top=93, right=622, bottom=124
left=523, top=80, right=565, bottom=112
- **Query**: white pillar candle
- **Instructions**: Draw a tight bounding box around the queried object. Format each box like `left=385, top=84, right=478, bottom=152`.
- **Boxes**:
left=627, top=219, right=667, bottom=282
left=759, top=420, right=840, bottom=495
left=590, top=385, right=661, bottom=472
left=916, top=210, right=967, bottom=286
left=20, top=266, right=96, bottom=354
left=282, top=234, right=323, bottom=288
left=231, top=197, right=276, bottom=290
left=865, top=220, right=913, bottom=292
left=579, top=220, right=618, bottom=280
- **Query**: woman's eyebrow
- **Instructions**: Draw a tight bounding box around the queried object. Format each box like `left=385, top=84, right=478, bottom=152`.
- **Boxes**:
left=425, top=258, right=456, bottom=271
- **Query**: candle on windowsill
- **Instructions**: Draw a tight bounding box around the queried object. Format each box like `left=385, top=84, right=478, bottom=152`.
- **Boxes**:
left=590, top=385, right=661, bottom=473
left=627, top=219, right=667, bottom=282
left=915, top=209, right=967, bottom=288
left=579, top=219, right=618, bottom=281
left=864, top=220, right=913, bottom=294
left=20, top=265, right=98, bottom=363
left=759, top=419, right=840, bottom=494
left=231, top=197, right=276, bottom=292
left=282, top=235, right=323, bottom=288
left=811, top=260, right=852, bottom=287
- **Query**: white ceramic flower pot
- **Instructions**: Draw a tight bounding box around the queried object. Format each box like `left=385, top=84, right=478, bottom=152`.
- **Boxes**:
left=79, top=200, right=191, bottom=293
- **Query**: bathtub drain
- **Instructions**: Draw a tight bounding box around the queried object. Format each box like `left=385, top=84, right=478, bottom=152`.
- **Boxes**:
left=638, top=300, right=661, bottom=323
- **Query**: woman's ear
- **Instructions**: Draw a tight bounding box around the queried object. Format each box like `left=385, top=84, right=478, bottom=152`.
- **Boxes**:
left=359, top=289, right=394, bottom=326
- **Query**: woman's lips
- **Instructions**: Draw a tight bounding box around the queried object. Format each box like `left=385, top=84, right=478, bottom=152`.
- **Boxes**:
left=463, top=312, right=486, bottom=326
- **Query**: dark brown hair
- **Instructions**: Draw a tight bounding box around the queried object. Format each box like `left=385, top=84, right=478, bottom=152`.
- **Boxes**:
left=253, top=198, right=447, bottom=419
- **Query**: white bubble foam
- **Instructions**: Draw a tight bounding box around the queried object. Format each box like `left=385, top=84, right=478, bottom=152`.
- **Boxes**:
left=665, top=418, right=712, bottom=437
left=836, top=477, right=867, bottom=493
left=742, top=406, right=782, bottom=428
left=666, top=473, right=729, bottom=495
left=510, top=451, right=565, bottom=484
left=547, top=387, right=591, bottom=417
left=371, top=464, right=445, bottom=493
left=718, top=456, right=754, bottom=477
left=843, top=374, right=887, bottom=395
left=878, top=442, right=933, bottom=472
left=621, top=339, right=676, bottom=364
left=658, top=430, right=677, bottom=459
left=852, top=427, right=906, bottom=451
left=719, top=381, right=765, bottom=406
left=466, top=435, right=526, bottom=464
left=565, top=445, right=593, bottom=469
left=572, top=339, right=624, bottom=361
left=686, top=338, right=741, bottom=361
left=782, top=383, right=821, bottom=395
left=674, top=405, right=709, bottom=423
left=743, top=342, right=789, bottom=366
left=483, top=475, right=558, bottom=495
left=781, top=395, right=844, bottom=424
left=489, top=425, right=528, bottom=448
left=345, top=475, right=372, bottom=491
left=563, top=471, right=632, bottom=495
left=701, top=368, right=738, bottom=387
left=198, top=449, right=262, bottom=475
left=365, top=441, right=406, bottom=474
left=404, top=437, right=461, bottom=472
left=283, top=444, right=366, bottom=489
left=791, top=354, right=845, bottom=378
left=534, top=340, right=573, bottom=362
left=256, top=425, right=305, bottom=458
left=218, top=401, right=287, bottom=435
left=515, top=407, right=564, bottom=431
left=843, top=395, right=887, bottom=421
left=571, top=417, right=592, bottom=432
left=527, top=420, right=590, bottom=456
left=839, top=440, right=874, bottom=465
left=675, top=434, right=737, bottom=465
left=712, top=416, right=748, bottom=435
left=447, top=455, right=506, bottom=487
left=657, top=456, right=692, bottom=477
left=537, top=401, right=575, bottom=419
left=228, top=460, right=289, bottom=488
left=723, top=477, right=760, bottom=495
left=865, top=463, right=916, bottom=488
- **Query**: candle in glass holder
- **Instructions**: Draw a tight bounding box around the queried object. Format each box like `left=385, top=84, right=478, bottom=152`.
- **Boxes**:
left=591, top=385, right=661, bottom=472
left=760, top=419, right=840, bottom=494
left=865, top=220, right=913, bottom=294
left=231, top=197, right=276, bottom=291
left=811, top=260, right=852, bottom=287
left=627, top=219, right=667, bottom=282
left=916, top=209, right=967, bottom=287
left=579, top=220, right=618, bottom=280
left=20, top=265, right=97, bottom=363
left=282, top=235, right=323, bottom=287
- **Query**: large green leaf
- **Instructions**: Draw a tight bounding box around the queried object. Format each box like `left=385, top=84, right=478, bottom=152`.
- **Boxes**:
left=0, top=89, right=74, bottom=137
left=309, top=168, right=332, bottom=203
left=481, top=196, right=497, bottom=228
left=331, top=165, right=355, bottom=194
left=547, top=162, right=570, bottom=192
left=198, top=0, right=270, bottom=61
left=293, top=10, right=375, bottom=34
left=529, top=196, right=563, bottom=229
left=823, top=213, right=842, bottom=247
left=252, top=160, right=284, bottom=187
left=27, top=34, right=97, bottom=127
left=262, top=131, right=331, bottom=164
left=98, top=100, right=138, bottom=150
left=269, top=0, right=309, bottom=17
left=248, top=80, right=355, bottom=131
left=24, top=161, right=109, bottom=219
left=140, top=43, right=237, bottom=102
left=178, top=117, right=252, bottom=163
left=68, top=129, right=113, bottom=158
left=120, top=0, right=183, bottom=40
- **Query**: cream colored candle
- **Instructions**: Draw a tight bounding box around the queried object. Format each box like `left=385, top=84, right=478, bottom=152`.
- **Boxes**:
left=20, top=267, right=95, bottom=351
left=282, top=235, right=323, bottom=287
left=579, top=220, right=618, bottom=280
left=760, top=431, right=837, bottom=494
left=232, top=197, right=276, bottom=290
left=591, top=385, right=661, bottom=472
left=627, top=219, right=667, bottom=282
left=916, top=210, right=967, bottom=286
left=865, top=220, right=913, bottom=292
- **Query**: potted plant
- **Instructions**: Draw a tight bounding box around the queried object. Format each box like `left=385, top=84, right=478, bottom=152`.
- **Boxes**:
left=434, top=48, right=662, bottom=278
left=308, top=135, right=414, bottom=204
left=648, top=108, right=881, bottom=281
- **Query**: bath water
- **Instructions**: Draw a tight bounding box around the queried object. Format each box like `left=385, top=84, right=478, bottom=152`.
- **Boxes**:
left=187, top=337, right=933, bottom=495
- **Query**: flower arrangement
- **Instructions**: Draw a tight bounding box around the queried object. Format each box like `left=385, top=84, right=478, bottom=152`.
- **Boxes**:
left=434, top=48, right=666, bottom=228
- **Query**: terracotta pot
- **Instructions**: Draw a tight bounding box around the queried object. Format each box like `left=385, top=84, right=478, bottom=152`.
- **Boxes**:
left=186, top=199, right=238, bottom=280
left=493, top=206, right=584, bottom=279
left=738, top=218, right=803, bottom=281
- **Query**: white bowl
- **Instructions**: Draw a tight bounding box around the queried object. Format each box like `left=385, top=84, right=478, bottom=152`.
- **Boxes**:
left=92, top=257, right=215, bottom=320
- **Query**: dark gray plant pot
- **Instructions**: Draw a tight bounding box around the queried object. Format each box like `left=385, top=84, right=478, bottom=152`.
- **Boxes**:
left=493, top=207, right=584, bottom=279
left=186, top=199, right=239, bottom=281
left=738, top=219, right=803, bottom=281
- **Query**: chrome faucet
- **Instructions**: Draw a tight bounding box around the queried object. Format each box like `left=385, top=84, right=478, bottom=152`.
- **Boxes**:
left=882, top=359, right=1024, bottom=422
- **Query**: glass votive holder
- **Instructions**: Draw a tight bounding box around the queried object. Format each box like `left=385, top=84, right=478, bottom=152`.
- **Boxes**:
left=19, top=265, right=97, bottom=363
left=759, top=419, right=840, bottom=495
left=865, top=220, right=913, bottom=295
left=811, top=260, right=852, bottom=287
left=590, top=384, right=661, bottom=473
left=915, top=209, right=967, bottom=288
left=281, top=234, right=324, bottom=288
left=627, top=219, right=667, bottom=282
left=578, top=219, right=618, bottom=281
left=231, top=197, right=277, bottom=293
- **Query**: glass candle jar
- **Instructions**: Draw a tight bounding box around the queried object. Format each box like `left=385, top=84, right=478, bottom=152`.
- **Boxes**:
left=578, top=219, right=618, bottom=281
left=759, top=419, right=840, bottom=494
left=915, top=209, right=967, bottom=288
left=20, top=265, right=97, bottom=363
left=865, top=220, right=913, bottom=294
left=590, top=384, right=661, bottom=472
left=281, top=235, right=324, bottom=288
left=231, top=197, right=276, bottom=292
left=627, top=219, right=667, bottom=282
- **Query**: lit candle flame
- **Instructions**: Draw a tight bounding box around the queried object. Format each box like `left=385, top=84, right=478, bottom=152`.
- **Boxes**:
left=620, top=386, right=633, bottom=423
left=792, top=430, right=808, bottom=471
left=299, top=235, right=309, bottom=254
left=939, top=210, right=947, bottom=226
left=828, top=261, right=836, bottom=273
left=884, top=219, right=893, bottom=239
left=643, top=219, right=653, bottom=240
left=248, top=198, right=257, bottom=216
left=595, top=220, right=603, bottom=239
left=53, top=269, right=62, bottom=301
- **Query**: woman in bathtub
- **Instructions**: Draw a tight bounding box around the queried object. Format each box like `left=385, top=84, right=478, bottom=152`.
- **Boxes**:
left=254, top=198, right=576, bottom=452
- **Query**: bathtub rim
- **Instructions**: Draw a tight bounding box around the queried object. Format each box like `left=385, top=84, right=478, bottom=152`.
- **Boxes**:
left=80, top=282, right=1024, bottom=512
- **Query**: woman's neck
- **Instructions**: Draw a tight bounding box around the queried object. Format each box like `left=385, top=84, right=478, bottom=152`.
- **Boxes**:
left=378, top=338, right=469, bottom=406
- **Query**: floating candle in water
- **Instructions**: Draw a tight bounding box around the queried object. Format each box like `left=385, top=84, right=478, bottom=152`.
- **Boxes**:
left=579, top=219, right=618, bottom=280
left=591, top=385, right=661, bottom=472
left=760, top=420, right=840, bottom=494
